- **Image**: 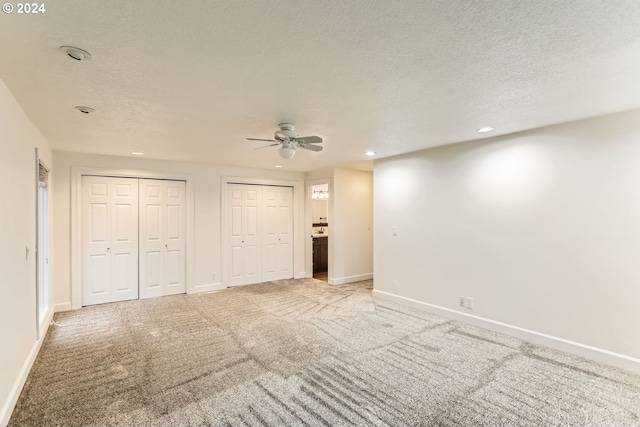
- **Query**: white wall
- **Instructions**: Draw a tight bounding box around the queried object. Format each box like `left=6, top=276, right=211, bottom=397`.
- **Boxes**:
left=331, top=168, right=373, bottom=284
left=0, top=80, right=53, bottom=425
left=373, top=110, right=640, bottom=371
left=52, top=151, right=306, bottom=308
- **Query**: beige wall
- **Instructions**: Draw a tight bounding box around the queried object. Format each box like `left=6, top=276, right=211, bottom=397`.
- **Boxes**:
left=52, top=151, right=307, bottom=308
left=0, top=80, right=53, bottom=425
left=331, top=168, right=373, bottom=284
left=373, top=110, right=640, bottom=372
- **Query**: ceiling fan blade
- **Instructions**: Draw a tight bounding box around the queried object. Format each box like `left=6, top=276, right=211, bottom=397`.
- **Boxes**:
left=296, top=136, right=322, bottom=144
left=247, top=138, right=278, bottom=142
left=298, top=143, right=323, bottom=152
left=255, top=143, right=281, bottom=150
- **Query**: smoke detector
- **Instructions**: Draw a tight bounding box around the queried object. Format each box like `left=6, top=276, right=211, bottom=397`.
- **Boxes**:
left=60, top=46, right=92, bottom=61
left=75, top=106, right=95, bottom=114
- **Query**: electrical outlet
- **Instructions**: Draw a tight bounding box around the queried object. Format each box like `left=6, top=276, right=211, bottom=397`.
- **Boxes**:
left=459, top=296, right=473, bottom=309
left=392, top=226, right=398, bottom=237
left=212, top=272, right=217, bottom=281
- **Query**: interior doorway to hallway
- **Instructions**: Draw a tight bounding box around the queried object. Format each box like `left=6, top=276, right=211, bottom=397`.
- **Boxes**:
left=310, top=183, right=329, bottom=282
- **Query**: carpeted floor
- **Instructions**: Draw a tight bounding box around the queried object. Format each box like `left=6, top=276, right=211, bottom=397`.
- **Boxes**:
left=9, top=278, right=640, bottom=426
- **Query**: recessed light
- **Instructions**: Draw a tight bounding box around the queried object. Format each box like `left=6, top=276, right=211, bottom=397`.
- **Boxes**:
left=274, top=165, right=283, bottom=168
left=60, top=46, right=92, bottom=61
left=364, top=151, right=376, bottom=156
left=477, top=126, right=495, bottom=133
left=75, top=106, right=95, bottom=114
left=131, top=152, right=144, bottom=156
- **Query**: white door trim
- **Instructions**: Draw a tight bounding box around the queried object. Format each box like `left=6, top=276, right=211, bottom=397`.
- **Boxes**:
left=221, top=176, right=304, bottom=287
left=70, top=167, right=195, bottom=310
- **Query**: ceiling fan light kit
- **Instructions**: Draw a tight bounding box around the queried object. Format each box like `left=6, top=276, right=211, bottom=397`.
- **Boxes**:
left=278, top=142, right=296, bottom=159
left=247, top=123, right=323, bottom=160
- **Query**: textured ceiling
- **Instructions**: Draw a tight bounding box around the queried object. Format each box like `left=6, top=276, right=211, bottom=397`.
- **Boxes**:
left=1, top=0, right=640, bottom=172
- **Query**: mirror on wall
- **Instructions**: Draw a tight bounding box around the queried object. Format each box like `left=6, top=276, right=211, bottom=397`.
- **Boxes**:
left=311, top=184, right=329, bottom=224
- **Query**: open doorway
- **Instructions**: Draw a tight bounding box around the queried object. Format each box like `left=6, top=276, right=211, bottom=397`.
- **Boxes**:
left=311, top=183, right=329, bottom=281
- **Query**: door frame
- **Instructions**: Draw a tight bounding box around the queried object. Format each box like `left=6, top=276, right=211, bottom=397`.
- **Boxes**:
left=221, top=176, right=303, bottom=287
left=35, top=150, right=51, bottom=337
left=70, top=167, right=195, bottom=310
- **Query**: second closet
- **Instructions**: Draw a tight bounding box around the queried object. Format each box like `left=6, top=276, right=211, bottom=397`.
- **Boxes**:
left=226, top=184, right=294, bottom=286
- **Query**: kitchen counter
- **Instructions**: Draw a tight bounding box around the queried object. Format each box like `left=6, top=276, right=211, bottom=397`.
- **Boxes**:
left=311, top=233, right=329, bottom=238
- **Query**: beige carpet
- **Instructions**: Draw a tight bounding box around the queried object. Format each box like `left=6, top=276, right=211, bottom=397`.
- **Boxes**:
left=9, top=279, right=640, bottom=426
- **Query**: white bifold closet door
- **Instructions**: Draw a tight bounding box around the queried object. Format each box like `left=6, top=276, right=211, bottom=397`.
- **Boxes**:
left=227, top=184, right=293, bottom=286
left=139, top=179, right=187, bottom=299
left=262, top=186, right=294, bottom=282
left=82, top=176, right=139, bottom=306
left=82, top=176, right=186, bottom=306
left=229, top=184, right=261, bottom=286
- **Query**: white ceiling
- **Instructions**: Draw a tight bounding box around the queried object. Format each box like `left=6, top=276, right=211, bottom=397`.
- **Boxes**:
left=2, top=1, right=640, bottom=172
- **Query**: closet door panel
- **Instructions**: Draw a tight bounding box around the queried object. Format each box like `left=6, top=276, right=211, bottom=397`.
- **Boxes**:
left=139, top=181, right=165, bottom=299
left=228, top=185, right=246, bottom=286
left=272, top=186, right=293, bottom=280
left=262, top=187, right=279, bottom=281
left=243, top=188, right=261, bottom=285
left=82, top=176, right=138, bottom=306
left=83, top=179, right=110, bottom=305
left=164, top=181, right=186, bottom=295
left=109, top=179, right=139, bottom=301
left=144, top=251, right=163, bottom=291
left=139, top=179, right=186, bottom=298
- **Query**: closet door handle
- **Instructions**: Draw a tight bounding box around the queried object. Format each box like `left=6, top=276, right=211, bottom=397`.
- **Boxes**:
left=106, top=247, right=110, bottom=252
left=165, top=244, right=168, bottom=249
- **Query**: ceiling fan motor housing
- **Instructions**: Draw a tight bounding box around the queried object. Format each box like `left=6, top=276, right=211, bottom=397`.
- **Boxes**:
left=275, top=123, right=298, bottom=140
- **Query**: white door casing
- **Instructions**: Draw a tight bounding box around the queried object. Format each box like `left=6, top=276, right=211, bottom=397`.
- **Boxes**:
left=139, top=179, right=186, bottom=299
left=82, top=176, right=139, bottom=306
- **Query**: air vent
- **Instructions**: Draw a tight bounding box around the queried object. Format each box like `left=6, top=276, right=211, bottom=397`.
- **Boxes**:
left=75, top=106, right=95, bottom=114
left=60, top=46, right=92, bottom=61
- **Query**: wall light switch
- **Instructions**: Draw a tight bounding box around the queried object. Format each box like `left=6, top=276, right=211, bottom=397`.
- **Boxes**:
left=392, top=226, right=398, bottom=237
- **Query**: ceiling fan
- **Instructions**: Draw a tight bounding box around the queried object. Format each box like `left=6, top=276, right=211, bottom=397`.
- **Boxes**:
left=247, top=123, right=323, bottom=159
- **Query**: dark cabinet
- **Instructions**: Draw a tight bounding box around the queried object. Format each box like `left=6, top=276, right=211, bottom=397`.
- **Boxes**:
left=313, top=237, right=328, bottom=274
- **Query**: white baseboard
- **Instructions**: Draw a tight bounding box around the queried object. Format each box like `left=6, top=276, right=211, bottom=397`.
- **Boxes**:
left=54, top=302, right=72, bottom=312
left=329, top=273, right=373, bottom=286
left=191, top=282, right=226, bottom=293
left=372, top=289, right=640, bottom=375
left=1, top=308, right=54, bottom=427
